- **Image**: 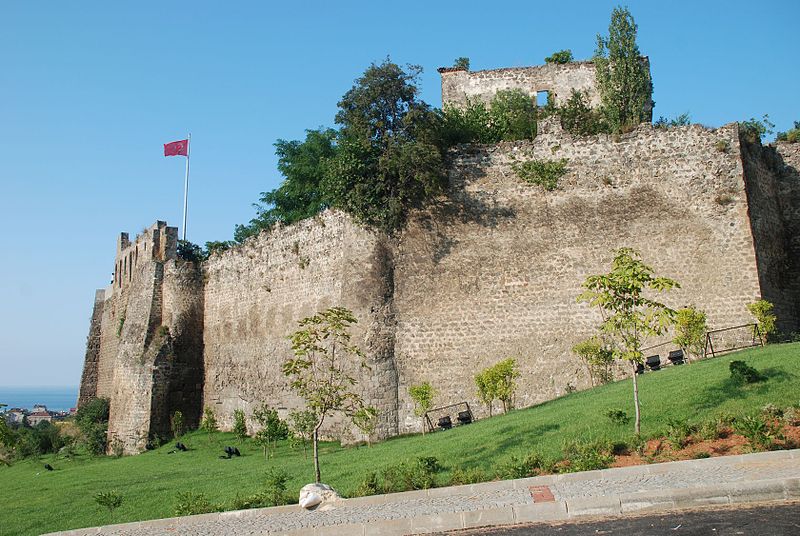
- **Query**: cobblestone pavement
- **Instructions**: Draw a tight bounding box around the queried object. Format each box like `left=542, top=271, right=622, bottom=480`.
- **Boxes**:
left=52, top=451, right=800, bottom=536
left=552, top=455, right=800, bottom=500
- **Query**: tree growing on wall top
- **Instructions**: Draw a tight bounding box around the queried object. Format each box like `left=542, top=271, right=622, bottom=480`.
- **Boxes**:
left=578, top=248, right=679, bottom=435
left=283, top=306, right=375, bottom=482
left=545, top=49, right=573, bottom=64
left=234, top=129, right=337, bottom=243
left=325, top=59, right=447, bottom=232
left=594, top=6, right=653, bottom=132
left=453, top=57, right=470, bottom=70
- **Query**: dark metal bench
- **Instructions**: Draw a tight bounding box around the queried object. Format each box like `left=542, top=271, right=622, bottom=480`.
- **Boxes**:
left=668, top=349, right=685, bottom=365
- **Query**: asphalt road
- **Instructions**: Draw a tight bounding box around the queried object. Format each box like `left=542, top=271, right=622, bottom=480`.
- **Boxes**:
left=446, top=501, right=800, bottom=536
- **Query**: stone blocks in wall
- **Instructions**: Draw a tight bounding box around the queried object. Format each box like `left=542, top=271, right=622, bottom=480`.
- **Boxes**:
left=80, top=120, right=800, bottom=452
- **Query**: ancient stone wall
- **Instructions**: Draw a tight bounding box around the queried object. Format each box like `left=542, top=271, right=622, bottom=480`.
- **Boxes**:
left=77, top=290, right=106, bottom=407
left=439, top=63, right=601, bottom=109
left=391, top=119, right=767, bottom=429
left=740, top=140, right=800, bottom=333
left=201, top=211, right=398, bottom=441
left=80, top=121, right=800, bottom=451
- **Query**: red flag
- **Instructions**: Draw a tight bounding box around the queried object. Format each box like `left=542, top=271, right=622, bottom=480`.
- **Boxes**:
left=164, top=139, right=189, bottom=157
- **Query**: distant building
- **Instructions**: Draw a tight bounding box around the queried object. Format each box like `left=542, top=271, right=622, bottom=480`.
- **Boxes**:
left=27, top=411, right=52, bottom=426
left=6, top=408, right=25, bottom=424
left=33, top=404, right=48, bottom=413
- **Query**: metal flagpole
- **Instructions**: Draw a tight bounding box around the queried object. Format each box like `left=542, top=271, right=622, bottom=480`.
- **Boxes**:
left=182, top=133, right=191, bottom=241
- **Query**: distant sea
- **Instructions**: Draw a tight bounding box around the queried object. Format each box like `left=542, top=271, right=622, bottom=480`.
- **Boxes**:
left=0, top=386, right=79, bottom=411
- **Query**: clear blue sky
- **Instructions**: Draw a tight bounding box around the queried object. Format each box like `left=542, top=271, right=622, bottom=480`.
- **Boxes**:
left=1, top=1, right=797, bottom=387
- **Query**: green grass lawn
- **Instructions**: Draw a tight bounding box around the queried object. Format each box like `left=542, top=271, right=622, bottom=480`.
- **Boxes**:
left=2, top=343, right=799, bottom=535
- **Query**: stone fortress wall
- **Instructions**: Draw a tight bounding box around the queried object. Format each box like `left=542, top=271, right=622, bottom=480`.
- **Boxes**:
left=79, top=64, right=800, bottom=453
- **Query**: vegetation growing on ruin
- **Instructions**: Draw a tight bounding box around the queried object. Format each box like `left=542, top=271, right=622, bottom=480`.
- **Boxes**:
left=739, top=114, right=775, bottom=143
left=452, top=56, right=470, bottom=70
left=512, top=158, right=568, bottom=190
left=593, top=6, right=653, bottom=133
left=654, top=112, right=691, bottom=128
left=557, top=90, right=610, bottom=136
left=544, top=49, right=573, bottom=64
left=3, top=344, right=799, bottom=536
left=777, top=121, right=800, bottom=143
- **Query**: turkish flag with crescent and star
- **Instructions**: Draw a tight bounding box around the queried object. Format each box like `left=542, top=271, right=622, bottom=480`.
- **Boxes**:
left=164, top=139, right=189, bottom=157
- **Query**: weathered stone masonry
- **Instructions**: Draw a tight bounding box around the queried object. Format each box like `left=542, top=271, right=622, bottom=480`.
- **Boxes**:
left=79, top=122, right=800, bottom=453
left=79, top=64, right=800, bottom=453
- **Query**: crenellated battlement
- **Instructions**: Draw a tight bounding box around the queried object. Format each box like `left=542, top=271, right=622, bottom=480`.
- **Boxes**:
left=112, top=221, right=177, bottom=292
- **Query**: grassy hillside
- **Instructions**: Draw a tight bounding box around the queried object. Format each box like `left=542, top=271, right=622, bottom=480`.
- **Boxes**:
left=2, top=343, right=798, bottom=535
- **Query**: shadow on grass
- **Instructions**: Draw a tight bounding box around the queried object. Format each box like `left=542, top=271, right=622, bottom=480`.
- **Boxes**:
left=691, top=367, right=795, bottom=412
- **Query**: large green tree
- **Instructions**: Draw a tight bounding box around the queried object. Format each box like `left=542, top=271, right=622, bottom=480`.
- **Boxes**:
left=235, top=128, right=337, bottom=243
left=594, top=6, right=653, bottom=132
left=324, top=59, right=447, bottom=232
left=578, top=248, right=678, bottom=435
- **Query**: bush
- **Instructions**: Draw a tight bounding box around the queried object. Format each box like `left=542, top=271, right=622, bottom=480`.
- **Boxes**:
left=545, top=49, right=573, bottom=64
left=665, top=418, right=695, bottom=449
left=263, top=468, right=291, bottom=506
left=697, top=417, right=726, bottom=441
left=200, top=407, right=219, bottom=440
left=354, top=472, right=380, bottom=497
left=777, top=121, right=800, bottom=143
left=75, top=398, right=110, bottom=455
left=512, top=159, right=568, bottom=191
left=488, top=90, right=538, bottom=141
left=452, top=57, right=470, bottom=70
left=171, top=411, right=184, bottom=440
left=739, top=115, right=774, bottom=143
left=379, top=457, right=442, bottom=493
left=747, top=299, right=777, bottom=341
left=448, top=466, right=488, bottom=486
left=16, top=421, right=66, bottom=458
left=673, top=306, right=708, bottom=362
left=605, top=409, right=630, bottom=426
left=495, top=452, right=546, bottom=479
left=573, top=337, right=614, bottom=386
left=175, top=492, right=218, bottom=516
left=734, top=414, right=782, bottom=450
left=730, top=360, right=765, bottom=385
left=176, top=240, right=205, bottom=263
left=653, top=112, right=691, bottom=128
left=94, top=491, right=123, bottom=512
left=558, top=90, right=610, bottom=136
left=761, top=403, right=783, bottom=419
left=560, top=439, right=614, bottom=473
left=232, top=409, right=248, bottom=442
left=783, top=406, right=800, bottom=426
left=439, top=102, right=497, bottom=145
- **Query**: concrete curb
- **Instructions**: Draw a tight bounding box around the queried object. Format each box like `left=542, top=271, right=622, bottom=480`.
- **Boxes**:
left=45, top=449, right=800, bottom=536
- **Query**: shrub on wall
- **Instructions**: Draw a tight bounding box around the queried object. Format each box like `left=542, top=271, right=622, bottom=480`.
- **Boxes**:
left=488, top=89, right=538, bottom=141
left=558, top=91, right=610, bottom=136
left=512, top=159, right=568, bottom=191
left=777, top=121, right=800, bottom=143
left=544, top=49, right=574, bottom=64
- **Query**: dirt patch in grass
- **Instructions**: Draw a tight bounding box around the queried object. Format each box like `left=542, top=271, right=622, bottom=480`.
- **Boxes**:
left=610, top=422, right=799, bottom=468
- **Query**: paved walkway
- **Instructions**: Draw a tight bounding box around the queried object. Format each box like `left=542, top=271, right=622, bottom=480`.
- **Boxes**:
left=49, top=449, right=800, bottom=536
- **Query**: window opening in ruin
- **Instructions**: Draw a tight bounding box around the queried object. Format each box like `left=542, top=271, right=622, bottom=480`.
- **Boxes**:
left=536, top=90, right=550, bottom=107
left=129, top=253, right=133, bottom=281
